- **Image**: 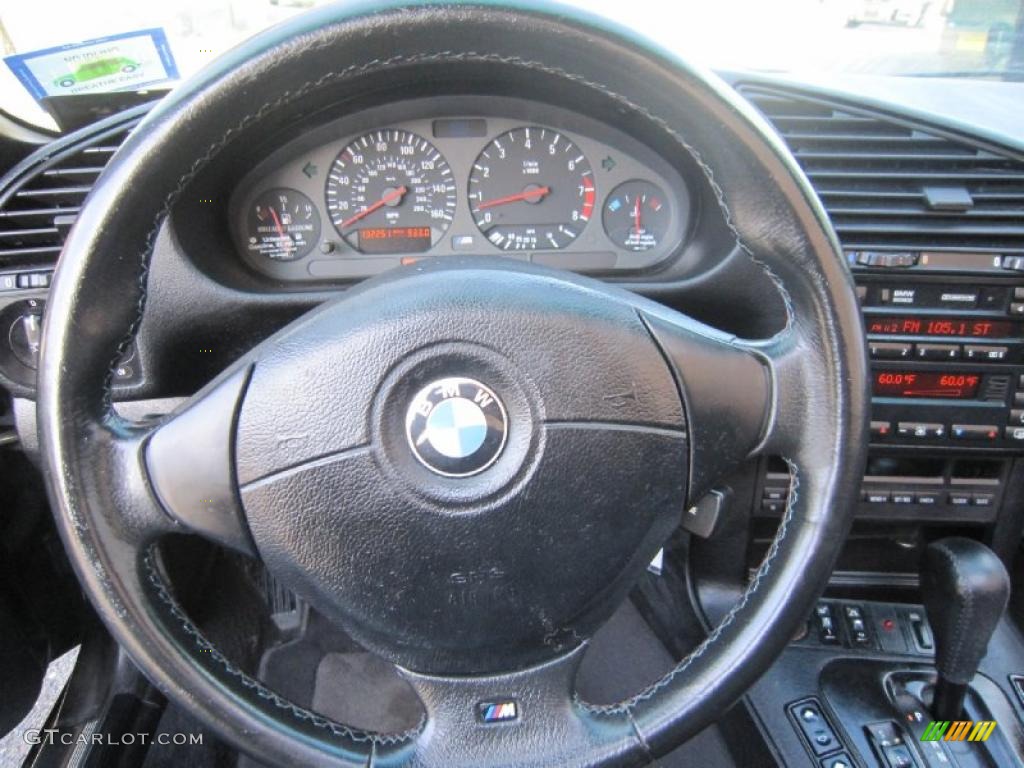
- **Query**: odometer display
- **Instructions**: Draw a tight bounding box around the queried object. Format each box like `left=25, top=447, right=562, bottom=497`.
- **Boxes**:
left=325, top=130, right=456, bottom=253
left=873, top=371, right=982, bottom=399
left=468, top=126, right=595, bottom=250
left=866, top=316, right=1014, bottom=338
left=358, top=227, right=432, bottom=254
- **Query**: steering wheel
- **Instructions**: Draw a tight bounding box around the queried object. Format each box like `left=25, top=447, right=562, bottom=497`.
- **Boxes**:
left=37, top=2, right=868, bottom=766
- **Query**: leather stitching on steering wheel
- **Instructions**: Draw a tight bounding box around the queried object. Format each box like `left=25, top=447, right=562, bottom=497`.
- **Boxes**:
left=576, top=457, right=799, bottom=715
left=142, top=548, right=425, bottom=745
left=113, top=49, right=803, bottom=738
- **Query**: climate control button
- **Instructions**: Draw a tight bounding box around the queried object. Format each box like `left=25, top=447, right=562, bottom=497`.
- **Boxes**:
left=897, top=422, right=945, bottom=439
left=951, top=424, right=999, bottom=441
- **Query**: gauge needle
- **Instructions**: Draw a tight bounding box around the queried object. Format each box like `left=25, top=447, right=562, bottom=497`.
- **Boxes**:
left=340, top=185, right=408, bottom=229
left=476, top=186, right=551, bottom=211
left=267, top=206, right=291, bottom=245
left=633, top=197, right=642, bottom=234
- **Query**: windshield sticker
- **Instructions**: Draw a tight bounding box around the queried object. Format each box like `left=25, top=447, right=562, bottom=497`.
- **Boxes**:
left=4, top=28, right=178, bottom=101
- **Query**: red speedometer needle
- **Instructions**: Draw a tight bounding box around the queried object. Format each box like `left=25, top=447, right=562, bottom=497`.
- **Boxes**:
left=340, top=185, right=408, bottom=229
left=476, top=186, right=550, bottom=210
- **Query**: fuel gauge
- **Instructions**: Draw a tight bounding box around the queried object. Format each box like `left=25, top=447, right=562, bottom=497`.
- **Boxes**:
left=246, top=188, right=320, bottom=262
left=602, top=180, right=669, bottom=252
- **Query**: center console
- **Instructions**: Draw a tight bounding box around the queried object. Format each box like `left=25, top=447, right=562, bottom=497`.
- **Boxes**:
left=735, top=252, right=1024, bottom=767
left=756, top=251, right=1024, bottom=542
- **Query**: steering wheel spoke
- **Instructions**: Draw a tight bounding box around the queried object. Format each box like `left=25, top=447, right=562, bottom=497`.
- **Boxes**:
left=400, top=647, right=634, bottom=767
left=640, top=309, right=794, bottom=503
left=143, top=364, right=256, bottom=555
left=79, top=424, right=181, bottom=548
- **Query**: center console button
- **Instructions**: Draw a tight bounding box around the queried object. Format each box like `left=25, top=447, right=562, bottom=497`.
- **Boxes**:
left=907, top=610, right=933, bottom=651
left=857, top=251, right=917, bottom=268
left=948, top=492, right=972, bottom=506
left=865, top=721, right=903, bottom=749
left=964, top=344, right=1008, bottom=361
left=891, top=492, right=915, bottom=504
left=821, top=754, right=853, bottom=768
left=882, top=744, right=915, bottom=768
left=870, top=420, right=892, bottom=437
left=897, top=422, right=945, bottom=439
left=869, top=342, right=912, bottom=359
left=790, top=699, right=846, bottom=759
left=915, top=492, right=939, bottom=505
left=951, top=424, right=999, bottom=441
left=915, top=343, right=961, bottom=360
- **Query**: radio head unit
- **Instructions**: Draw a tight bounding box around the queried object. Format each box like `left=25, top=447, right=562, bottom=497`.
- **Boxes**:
left=860, top=271, right=1024, bottom=450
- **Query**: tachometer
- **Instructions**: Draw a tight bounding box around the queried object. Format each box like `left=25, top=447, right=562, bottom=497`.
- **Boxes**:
left=325, top=130, right=456, bottom=254
left=468, top=127, right=595, bottom=251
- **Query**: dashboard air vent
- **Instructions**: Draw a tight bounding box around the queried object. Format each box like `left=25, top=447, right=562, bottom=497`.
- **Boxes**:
left=0, top=117, right=142, bottom=269
left=738, top=85, right=1024, bottom=257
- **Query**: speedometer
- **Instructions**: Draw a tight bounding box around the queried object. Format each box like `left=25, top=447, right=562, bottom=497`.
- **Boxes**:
left=325, top=130, right=456, bottom=254
left=468, top=126, right=595, bottom=251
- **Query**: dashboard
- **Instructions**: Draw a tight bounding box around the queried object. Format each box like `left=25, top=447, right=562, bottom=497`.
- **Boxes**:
left=3, top=73, right=1024, bottom=564
left=3, top=19, right=1024, bottom=763
left=229, top=97, right=691, bottom=282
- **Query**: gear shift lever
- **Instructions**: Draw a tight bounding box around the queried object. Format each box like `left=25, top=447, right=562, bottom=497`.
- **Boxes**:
left=921, top=537, right=1010, bottom=721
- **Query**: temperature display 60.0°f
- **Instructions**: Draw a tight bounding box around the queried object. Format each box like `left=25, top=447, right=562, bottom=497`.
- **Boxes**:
left=873, top=371, right=982, bottom=399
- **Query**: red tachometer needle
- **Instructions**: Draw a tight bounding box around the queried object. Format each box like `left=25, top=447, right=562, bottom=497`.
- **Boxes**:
left=340, top=185, right=408, bottom=229
left=633, top=197, right=641, bottom=234
left=476, top=186, right=550, bottom=211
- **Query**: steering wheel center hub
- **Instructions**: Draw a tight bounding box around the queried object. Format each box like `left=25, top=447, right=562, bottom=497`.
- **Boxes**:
left=231, top=262, right=689, bottom=674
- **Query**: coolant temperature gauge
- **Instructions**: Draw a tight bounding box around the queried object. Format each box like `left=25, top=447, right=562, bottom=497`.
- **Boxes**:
left=602, top=180, right=669, bottom=252
left=246, top=188, right=321, bottom=261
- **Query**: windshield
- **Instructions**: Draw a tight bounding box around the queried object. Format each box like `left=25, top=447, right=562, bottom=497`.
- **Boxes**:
left=2, top=0, right=1023, bottom=131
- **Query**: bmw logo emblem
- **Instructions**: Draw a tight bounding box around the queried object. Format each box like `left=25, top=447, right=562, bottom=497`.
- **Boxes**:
left=405, top=377, right=507, bottom=477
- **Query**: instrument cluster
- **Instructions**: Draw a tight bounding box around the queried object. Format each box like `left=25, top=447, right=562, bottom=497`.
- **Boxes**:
left=231, top=98, right=692, bottom=282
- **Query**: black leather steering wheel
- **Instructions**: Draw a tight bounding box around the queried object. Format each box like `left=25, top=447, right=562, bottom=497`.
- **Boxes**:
left=37, top=2, right=868, bottom=765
